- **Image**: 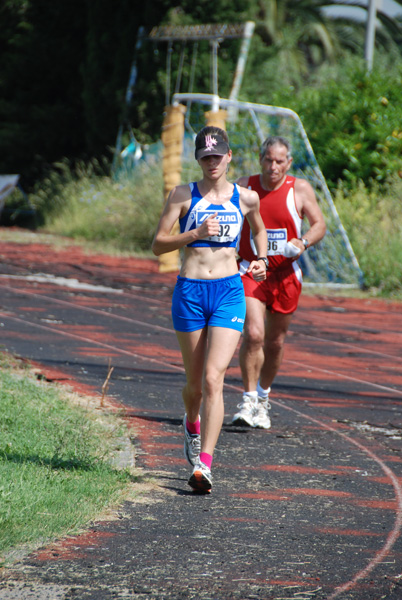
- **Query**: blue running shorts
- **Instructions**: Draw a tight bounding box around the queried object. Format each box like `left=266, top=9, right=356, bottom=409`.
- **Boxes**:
left=172, top=273, right=246, bottom=333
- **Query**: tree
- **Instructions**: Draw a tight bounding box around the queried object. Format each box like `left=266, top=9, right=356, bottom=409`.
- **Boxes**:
left=1, top=0, right=401, bottom=192
left=325, top=0, right=402, bottom=58
left=244, top=0, right=402, bottom=88
left=255, top=0, right=338, bottom=74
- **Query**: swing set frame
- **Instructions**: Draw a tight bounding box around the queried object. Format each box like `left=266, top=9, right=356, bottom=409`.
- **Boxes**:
left=113, top=22, right=255, bottom=165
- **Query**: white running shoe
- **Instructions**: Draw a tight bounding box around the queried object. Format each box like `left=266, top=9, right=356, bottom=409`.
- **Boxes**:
left=183, top=414, right=201, bottom=466
left=188, top=461, right=212, bottom=494
left=231, top=395, right=258, bottom=427
left=254, top=398, right=271, bottom=429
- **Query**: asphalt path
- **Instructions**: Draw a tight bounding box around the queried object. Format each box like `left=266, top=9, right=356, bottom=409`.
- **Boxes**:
left=0, top=235, right=401, bottom=600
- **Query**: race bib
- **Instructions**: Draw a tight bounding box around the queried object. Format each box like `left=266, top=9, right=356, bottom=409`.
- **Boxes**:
left=196, top=209, right=241, bottom=243
left=250, top=228, right=288, bottom=255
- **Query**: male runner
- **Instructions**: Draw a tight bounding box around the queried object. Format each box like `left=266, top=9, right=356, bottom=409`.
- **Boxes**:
left=232, top=135, right=326, bottom=429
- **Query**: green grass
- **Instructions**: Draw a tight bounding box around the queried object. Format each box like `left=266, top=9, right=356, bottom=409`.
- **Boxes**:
left=0, top=352, right=135, bottom=563
left=31, top=158, right=163, bottom=255
left=334, top=174, right=402, bottom=299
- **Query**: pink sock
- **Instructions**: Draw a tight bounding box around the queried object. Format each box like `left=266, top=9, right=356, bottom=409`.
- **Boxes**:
left=186, top=416, right=200, bottom=435
left=200, top=452, right=212, bottom=469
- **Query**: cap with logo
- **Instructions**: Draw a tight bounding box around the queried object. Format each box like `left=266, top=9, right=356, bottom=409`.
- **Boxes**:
left=195, top=132, right=230, bottom=160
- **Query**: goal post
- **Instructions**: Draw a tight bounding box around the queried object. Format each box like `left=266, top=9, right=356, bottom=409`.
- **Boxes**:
left=172, top=92, right=364, bottom=289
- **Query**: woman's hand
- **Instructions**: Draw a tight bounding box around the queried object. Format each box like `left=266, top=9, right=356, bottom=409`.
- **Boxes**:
left=247, top=259, right=267, bottom=281
left=197, top=212, right=220, bottom=239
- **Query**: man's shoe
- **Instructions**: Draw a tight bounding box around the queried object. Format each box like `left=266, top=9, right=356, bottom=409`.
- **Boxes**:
left=231, top=395, right=258, bottom=427
left=183, top=414, right=201, bottom=466
left=188, top=461, right=212, bottom=494
left=254, top=399, right=271, bottom=429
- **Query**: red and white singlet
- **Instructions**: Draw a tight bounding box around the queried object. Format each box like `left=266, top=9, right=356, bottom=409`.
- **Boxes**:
left=238, top=174, right=302, bottom=272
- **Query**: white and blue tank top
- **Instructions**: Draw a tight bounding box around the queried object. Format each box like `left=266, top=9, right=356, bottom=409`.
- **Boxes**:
left=180, top=182, right=244, bottom=248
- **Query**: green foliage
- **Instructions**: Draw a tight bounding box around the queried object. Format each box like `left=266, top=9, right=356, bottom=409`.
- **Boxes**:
left=32, top=158, right=163, bottom=253
left=1, top=187, right=35, bottom=228
left=1, top=1, right=402, bottom=299
left=0, top=1, right=87, bottom=186
left=29, top=147, right=402, bottom=299
left=334, top=175, right=402, bottom=297
left=0, top=1, right=181, bottom=187
left=1, top=1, right=402, bottom=192
left=0, top=353, right=132, bottom=557
left=267, top=53, right=402, bottom=189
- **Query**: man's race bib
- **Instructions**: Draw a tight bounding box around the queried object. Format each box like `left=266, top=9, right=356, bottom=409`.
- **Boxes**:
left=250, top=228, right=288, bottom=255
left=196, top=209, right=241, bottom=243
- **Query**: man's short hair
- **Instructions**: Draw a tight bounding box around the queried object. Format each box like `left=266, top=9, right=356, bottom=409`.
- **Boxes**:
left=259, top=136, right=292, bottom=160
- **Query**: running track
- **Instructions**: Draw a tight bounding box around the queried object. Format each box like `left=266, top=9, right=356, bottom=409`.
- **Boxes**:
left=0, top=237, right=401, bottom=600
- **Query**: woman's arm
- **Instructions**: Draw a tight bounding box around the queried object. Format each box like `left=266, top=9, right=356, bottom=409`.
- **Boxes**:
left=240, top=187, right=268, bottom=279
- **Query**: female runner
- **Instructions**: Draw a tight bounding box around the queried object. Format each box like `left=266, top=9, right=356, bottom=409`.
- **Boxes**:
left=152, top=125, right=268, bottom=493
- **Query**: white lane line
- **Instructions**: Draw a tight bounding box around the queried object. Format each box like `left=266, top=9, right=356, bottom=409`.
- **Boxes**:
left=0, top=311, right=184, bottom=373
left=223, top=379, right=402, bottom=599
left=283, top=358, right=402, bottom=396
left=293, top=330, right=402, bottom=363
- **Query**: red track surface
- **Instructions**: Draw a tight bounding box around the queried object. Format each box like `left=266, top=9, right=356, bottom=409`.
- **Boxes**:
left=0, top=233, right=401, bottom=600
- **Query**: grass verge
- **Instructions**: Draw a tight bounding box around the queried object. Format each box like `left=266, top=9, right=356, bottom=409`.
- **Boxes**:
left=0, top=351, right=136, bottom=565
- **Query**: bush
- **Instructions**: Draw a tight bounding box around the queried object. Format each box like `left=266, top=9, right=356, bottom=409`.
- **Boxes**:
left=334, top=175, right=402, bottom=297
left=31, top=159, right=163, bottom=254
left=269, top=53, right=402, bottom=190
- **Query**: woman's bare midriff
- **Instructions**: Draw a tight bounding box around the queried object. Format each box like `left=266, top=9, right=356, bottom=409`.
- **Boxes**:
left=179, top=246, right=239, bottom=280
